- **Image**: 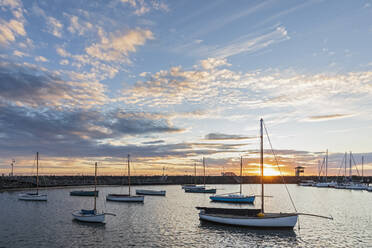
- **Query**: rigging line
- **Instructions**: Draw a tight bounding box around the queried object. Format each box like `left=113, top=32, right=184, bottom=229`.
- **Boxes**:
left=262, top=121, right=298, bottom=213
left=337, top=155, right=345, bottom=177
left=350, top=153, right=360, bottom=177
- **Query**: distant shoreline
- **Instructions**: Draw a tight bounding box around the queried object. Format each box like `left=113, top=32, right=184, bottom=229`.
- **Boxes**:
left=1, top=175, right=370, bottom=191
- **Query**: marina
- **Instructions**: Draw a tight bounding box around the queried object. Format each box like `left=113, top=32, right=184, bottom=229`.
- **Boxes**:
left=1, top=184, right=371, bottom=247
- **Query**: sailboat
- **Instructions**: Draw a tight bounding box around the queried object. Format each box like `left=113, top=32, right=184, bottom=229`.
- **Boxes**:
left=18, top=152, right=47, bottom=201
left=72, top=162, right=114, bottom=223
left=182, top=163, right=198, bottom=189
left=314, top=150, right=336, bottom=188
left=184, top=158, right=216, bottom=193
left=196, top=118, right=332, bottom=228
left=106, top=155, right=144, bottom=202
left=136, top=166, right=166, bottom=196
left=210, top=157, right=255, bottom=203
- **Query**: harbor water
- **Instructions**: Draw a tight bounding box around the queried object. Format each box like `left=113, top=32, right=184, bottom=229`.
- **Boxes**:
left=0, top=184, right=371, bottom=247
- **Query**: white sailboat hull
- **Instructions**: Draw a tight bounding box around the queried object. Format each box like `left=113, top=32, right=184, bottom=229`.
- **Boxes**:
left=136, top=189, right=166, bottom=196
left=199, top=212, right=298, bottom=228
left=106, top=194, right=144, bottom=202
left=18, top=193, right=47, bottom=201
left=72, top=211, right=105, bottom=223
left=345, top=184, right=368, bottom=190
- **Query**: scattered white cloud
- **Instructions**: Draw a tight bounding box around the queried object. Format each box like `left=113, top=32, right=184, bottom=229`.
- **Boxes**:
left=65, top=14, right=93, bottom=35
left=46, top=16, right=63, bottom=38
left=32, top=4, right=63, bottom=38
left=120, top=0, right=169, bottom=16
left=85, top=28, right=154, bottom=62
left=13, top=50, right=27, bottom=57
left=35, top=56, right=48, bottom=62
left=59, top=59, right=69, bottom=65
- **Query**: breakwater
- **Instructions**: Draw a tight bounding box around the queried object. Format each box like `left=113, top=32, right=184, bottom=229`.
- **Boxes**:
left=1, top=175, right=370, bottom=190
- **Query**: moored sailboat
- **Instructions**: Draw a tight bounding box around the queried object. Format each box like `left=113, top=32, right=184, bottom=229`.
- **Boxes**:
left=72, top=162, right=115, bottom=223
left=106, top=155, right=144, bottom=202
left=184, top=158, right=216, bottom=193
left=18, top=152, right=47, bottom=201
left=210, top=156, right=255, bottom=203
left=197, top=119, right=332, bottom=228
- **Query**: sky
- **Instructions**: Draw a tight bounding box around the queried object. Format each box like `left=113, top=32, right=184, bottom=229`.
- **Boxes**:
left=1, top=0, right=372, bottom=177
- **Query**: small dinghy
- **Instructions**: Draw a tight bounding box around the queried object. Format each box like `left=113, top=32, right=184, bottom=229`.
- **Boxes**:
left=72, top=162, right=115, bottom=223
left=136, top=189, right=166, bottom=196
left=70, top=190, right=99, bottom=196
left=18, top=152, right=47, bottom=201
left=210, top=157, right=255, bottom=204
left=106, top=155, right=144, bottom=203
left=197, top=119, right=332, bottom=228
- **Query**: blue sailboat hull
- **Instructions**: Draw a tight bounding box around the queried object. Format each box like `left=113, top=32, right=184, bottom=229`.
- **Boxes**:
left=210, top=195, right=255, bottom=203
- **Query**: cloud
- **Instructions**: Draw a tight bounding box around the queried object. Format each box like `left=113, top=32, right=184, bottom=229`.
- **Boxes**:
left=85, top=29, right=154, bottom=62
left=35, top=56, right=48, bottom=62
left=13, top=50, right=28, bottom=57
left=46, top=16, right=63, bottom=37
left=0, top=61, right=107, bottom=108
left=142, top=140, right=165, bottom=145
left=209, top=26, right=289, bottom=58
left=306, top=114, right=354, bottom=122
left=0, top=19, right=26, bottom=45
left=0, top=104, right=184, bottom=156
left=120, top=0, right=169, bottom=16
left=65, top=14, right=93, bottom=35
left=32, top=4, right=63, bottom=38
left=205, top=133, right=254, bottom=140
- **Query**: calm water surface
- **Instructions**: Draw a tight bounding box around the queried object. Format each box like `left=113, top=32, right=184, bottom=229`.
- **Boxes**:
left=0, top=184, right=371, bottom=247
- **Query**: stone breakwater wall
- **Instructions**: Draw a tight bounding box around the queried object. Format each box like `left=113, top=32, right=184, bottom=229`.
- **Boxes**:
left=0, top=175, right=370, bottom=190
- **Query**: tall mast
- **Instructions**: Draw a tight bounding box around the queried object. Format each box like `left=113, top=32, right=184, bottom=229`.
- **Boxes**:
left=94, top=162, right=97, bottom=211
left=203, top=157, right=206, bottom=187
left=163, top=166, right=165, bottom=177
left=344, top=152, right=347, bottom=180
left=349, top=151, right=352, bottom=181
left=194, top=163, right=196, bottom=185
left=36, top=152, right=39, bottom=194
left=260, top=118, right=264, bottom=213
left=240, top=156, right=243, bottom=195
left=128, top=154, right=131, bottom=196
left=362, top=156, right=364, bottom=181
left=325, top=149, right=328, bottom=182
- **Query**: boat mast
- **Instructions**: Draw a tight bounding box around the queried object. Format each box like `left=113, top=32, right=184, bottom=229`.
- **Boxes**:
left=128, top=154, right=131, bottom=196
left=344, top=152, right=347, bottom=180
left=362, top=156, right=364, bottom=181
left=36, top=152, right=39, bottom=194
left=94, top=162, right=97, bottom=211
left=194, top=163, right=196, bottom=185
left=203, top=157, right=206, bottom=187
left=260, top=118, right=264, bottom=213
left=349, top=151, right=352, bottom=181
left=240, top=156, right=243, bottom=195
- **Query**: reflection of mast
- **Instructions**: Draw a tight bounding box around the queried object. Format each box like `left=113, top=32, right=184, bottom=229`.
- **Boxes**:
left=128, top=154, right=131, bottom=196
left=94, top=162, right=97, bottom=211
left=36, top=152, right=39, bottom=195
left=203, top=157, right=206, bottom=187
